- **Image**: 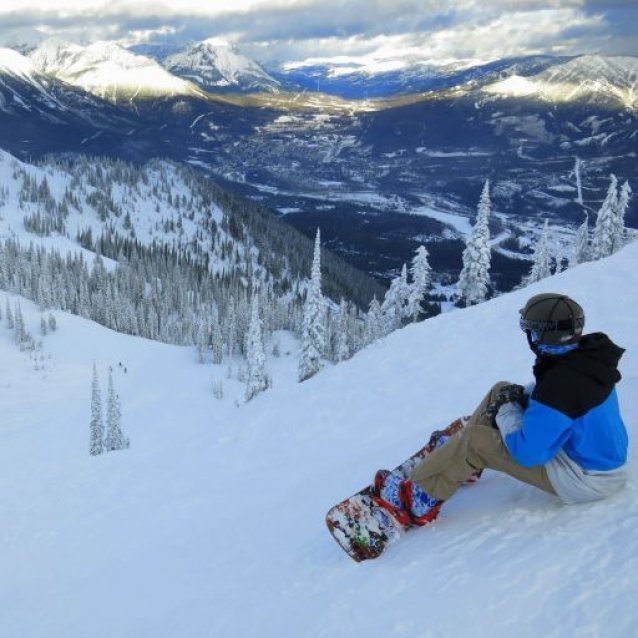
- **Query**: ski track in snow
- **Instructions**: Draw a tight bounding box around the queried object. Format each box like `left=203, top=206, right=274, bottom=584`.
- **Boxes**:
left=1, top=242, right=638, bottom=637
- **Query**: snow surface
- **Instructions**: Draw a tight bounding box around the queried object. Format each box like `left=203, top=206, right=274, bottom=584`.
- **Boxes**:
left=1, top=241, right=637, bottom=637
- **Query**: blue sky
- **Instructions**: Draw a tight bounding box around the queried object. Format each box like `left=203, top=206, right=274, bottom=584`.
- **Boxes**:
left=0, top=1, right=636, bottom=67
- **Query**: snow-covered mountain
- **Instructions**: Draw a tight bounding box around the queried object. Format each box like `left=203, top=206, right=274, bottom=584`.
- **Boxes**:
left=0, top=47, right=130, bottom=125
left=483, top=55, right=638, bottom=109
left=28, top=39, right=207, bottom=103
left=273, top=55, right=560, bottom=99
left=0, top=46, right=45, bottom=87
left=1, top=213, right=636, bottom=636
left=161, top=39, right=282, bottom=94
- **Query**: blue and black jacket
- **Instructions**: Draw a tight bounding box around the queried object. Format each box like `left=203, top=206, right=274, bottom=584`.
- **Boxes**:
left=505, top=332, right=628, bottom=472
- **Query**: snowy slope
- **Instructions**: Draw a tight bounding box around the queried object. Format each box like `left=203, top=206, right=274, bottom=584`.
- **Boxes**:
left=1, top=240, right=637, bottom=637
left=483, top=55, right=638, bottom=109
left=28, top=39, right=206, bottom=103
left=0, top=149, right=243, bottom=278
left=0, top=47, right=70, bottom=112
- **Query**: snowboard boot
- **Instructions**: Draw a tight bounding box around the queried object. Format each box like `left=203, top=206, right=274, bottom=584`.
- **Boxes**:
left=399, top=480, right=444, bottom=526
left=373, top=470, right=413, bottom=526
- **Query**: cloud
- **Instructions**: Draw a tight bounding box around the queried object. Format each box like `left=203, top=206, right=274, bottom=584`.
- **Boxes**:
left=0, top=0, right=635, bottom=65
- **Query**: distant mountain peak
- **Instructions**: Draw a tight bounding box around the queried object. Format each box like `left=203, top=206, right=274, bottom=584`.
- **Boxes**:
left=483, top=54, right=638, bottom=109
left=28, top=39, right=204, bottom=103
left=162, top=39, right=281, bottom=94
left=0, top=47, right=39, bottom=78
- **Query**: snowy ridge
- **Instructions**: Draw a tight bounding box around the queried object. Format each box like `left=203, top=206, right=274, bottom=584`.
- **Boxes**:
left=0, top=47, right=73, bottom=115
left=28, top=39, right=207, bottom=103
left=0, top=47, right=40, bottom=80
left=162, top=39, right=281, bottom=93
left=0, top=149, right=252, bottom=278
left=484, top=55, right=638, bottom=109
left=0, top=229, right=636, bottom=635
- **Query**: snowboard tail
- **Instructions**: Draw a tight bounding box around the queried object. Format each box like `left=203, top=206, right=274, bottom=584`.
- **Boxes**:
left=325, top=416, right=474, bottom=562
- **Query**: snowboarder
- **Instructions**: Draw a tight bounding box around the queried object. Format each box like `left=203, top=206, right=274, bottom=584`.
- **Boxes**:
left=375, top=293, right=629, bottom=525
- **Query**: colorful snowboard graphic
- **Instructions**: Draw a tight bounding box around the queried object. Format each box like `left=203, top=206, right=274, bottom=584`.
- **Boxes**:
left=325, top=416, right=477, bottom=562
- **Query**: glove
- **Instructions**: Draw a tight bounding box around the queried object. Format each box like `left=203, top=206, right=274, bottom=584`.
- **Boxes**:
left=485, top=384, right=528, bottom=427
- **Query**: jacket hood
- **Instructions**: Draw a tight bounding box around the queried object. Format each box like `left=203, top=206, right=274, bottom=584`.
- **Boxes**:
left=535, top=332, right=624, bottom=388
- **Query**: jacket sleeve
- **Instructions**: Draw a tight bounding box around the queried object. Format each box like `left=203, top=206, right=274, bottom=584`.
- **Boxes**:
left=503, top=399, right=573, bottom=468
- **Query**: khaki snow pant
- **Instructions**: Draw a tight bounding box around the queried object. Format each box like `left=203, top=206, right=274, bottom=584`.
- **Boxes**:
left=410, top=382, right=557, bottom=501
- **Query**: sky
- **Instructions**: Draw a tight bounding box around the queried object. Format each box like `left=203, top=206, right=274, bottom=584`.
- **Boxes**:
left=0, top=0, right=636, bottom=69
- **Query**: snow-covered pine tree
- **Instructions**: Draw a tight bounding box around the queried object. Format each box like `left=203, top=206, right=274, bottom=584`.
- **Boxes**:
left=105, top=368, right=127, bottom=452
left=408, top=245, right=432, bottom=322
left=525, top=219, right=552, bottom=285
left=245, top=294, right=268, bottom=401
left=211, top=310, right=223, bottom=365
left=381, top=264, right=410, bottom=331
left=225, top=297, right=238, bottom=358
left=591, top=174, right=619, bottom=260
left=299, top=229, right=325, bottom=382
left=365, top=296, right=384, bottom=344
left=5, top=299, right=13, bottom=329
left=574, top=157, right=584, bottom=206
left=195, top=317, right=210, bottom=363
left=457, top=179, right=491, bottom=306
left=13, top=301, right=26, bottom=345
left=335, top=299, right=351, bottom=362
left=612, top=180, right=632, bottom=254
left=571, top=214, right=590, bottom=266
left=90, top=363, right=104, bottom=456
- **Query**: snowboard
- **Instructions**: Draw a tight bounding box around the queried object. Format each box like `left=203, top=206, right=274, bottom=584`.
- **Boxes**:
left=325, top=416, right=477, bottom=562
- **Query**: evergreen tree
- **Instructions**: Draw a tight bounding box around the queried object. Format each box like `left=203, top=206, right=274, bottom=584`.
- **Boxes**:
left=574, top=157, right=584, bottom=206
left=525, top=219, right=552, bottom=285
left=90, top=363, right=104, bottom=456
left=299, top=229, right=325, bottom=382
left=571, top=214, right=590, bottom=266
left=105, top=368, right=126, bottom=452
left=5, top=299, right=14, bottom=329
left=226, top=297, right=238, bottom=358
left=335, top=299, right=351, bottom=362
left=195, top=317, right=210, bottom=363
left=245, top=294, right=268, bottom=401
left=365, top=296, right=384, bottom=344
left=591, top=174, right=619, bottom=260
left=13, top=302, right=26, bottom=345
left=612, top=180, right=632, bottom=254
left=381, top=264, right=410, bottom=331
left=211, top=310, right=224, bottom=365
left=457, top=179, right=491, bottom=306
left=408, top=245, right=432, bottom=321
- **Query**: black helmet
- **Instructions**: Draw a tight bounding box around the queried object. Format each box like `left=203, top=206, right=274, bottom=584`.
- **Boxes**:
left=519, top=293, right=585, bottom=346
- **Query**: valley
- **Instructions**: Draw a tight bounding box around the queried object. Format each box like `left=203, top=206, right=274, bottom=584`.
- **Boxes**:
left=0, top=42, right=636, bottom=294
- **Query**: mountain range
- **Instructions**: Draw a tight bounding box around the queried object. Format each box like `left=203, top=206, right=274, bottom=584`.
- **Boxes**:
left=0, top=37, right=636, bottom=290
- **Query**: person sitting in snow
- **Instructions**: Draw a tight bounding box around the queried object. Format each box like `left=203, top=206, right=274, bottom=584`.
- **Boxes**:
left=375, top=293, right=629, bottom=525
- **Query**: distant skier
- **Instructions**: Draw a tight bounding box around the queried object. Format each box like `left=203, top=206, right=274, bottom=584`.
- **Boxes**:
left=375, top=293, right=629, bottom=525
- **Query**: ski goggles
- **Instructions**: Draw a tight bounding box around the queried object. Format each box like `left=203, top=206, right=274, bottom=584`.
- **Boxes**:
left=519, top=315, right=585, bottom=335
